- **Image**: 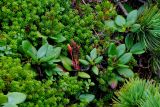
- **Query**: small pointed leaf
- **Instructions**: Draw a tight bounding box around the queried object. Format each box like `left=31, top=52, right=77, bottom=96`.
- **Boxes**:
left=92, top=66, right=99, bottom=75
left=78, top=72, right=90, bottom=78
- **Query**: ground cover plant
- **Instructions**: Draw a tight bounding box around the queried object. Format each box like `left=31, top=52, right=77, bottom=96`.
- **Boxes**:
left=1, top=0, right=160, bottom=107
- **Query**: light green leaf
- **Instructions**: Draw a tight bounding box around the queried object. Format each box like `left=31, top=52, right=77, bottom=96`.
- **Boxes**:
left=60, top=56, right=72, bottom=71
left=78, top=72, right=90, bottom=78
left=115, top=15, right=126, bottom=26
left=86, top=55, right=93, bottom=64
left=37, top=43, right=48, bottom=58
left=130, top=42, right=145, bottom=54
left=79, top=94, right=95, bottom=103
left=95, top=56, right=103, bottom=64
left=108, top=43, right=117, bottom=56
left=79, top=59, right=89, bottom=65
left=105, top=20, right=117, bottom=31
left=90, top=48, right=97, bottom=60
left=116, top=44, right=126, bottom=57
left=117, top=64, right=129, bottom=68
left=50, top=34, right=66, bottom=43
left=3, top=103, right=18, bottom=107
left=7, top=92, right=26, bottom=105
left=92, top=66, right=99, bottom=75
left=126, top=10, right=138, bottom=26
left=118, top=53, right=132, bottom=64
left=117, top=68, right=134, bottom=78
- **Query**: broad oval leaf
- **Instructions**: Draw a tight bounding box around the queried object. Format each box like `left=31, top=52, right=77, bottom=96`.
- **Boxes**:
left=95, top=56, right=103, bottom=64
left=79, top=59, right=89, bottom=66
left=78, top=72, right=90, bottom=78
left=125, top=35, right=134, bottom=50
left=116, top=44, right=126, bottom=57
left=37, top=43, right=49, bottom=58
left=7, top=92, right=26, bottom=105
left=115, top=15, right=126, bottom=26
left=3, top=103, right=18, bottom=107
left=90, top=48, right=97, bottom=60
left=126, top=10, right=138, bottom=26
left=118, top=53, right=132, bottom=64
left=117, top=68, right=134, bottom=78
left=92, top=66, right=99, bottom=75
left=60, top=56, right=72, bottom=71
left=79, top=94, right=95, bottom=103
left=22, top=40, right=37, bottom=61
left=130, top=42, right=145, bottom=54
left=108, top=43, right=117, bottom=56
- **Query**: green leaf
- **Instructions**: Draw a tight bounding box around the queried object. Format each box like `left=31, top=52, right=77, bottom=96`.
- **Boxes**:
left=126, top=10, right=138, bottom=26
left=60, top=56, right=72, bottom=71
left=92, top=66, right=99, bottom=75
left=90, top=48, right=97, bottom=60
left=95, top=56, right=103, bottom=64
left=37, top=43, right=48, bottom=58
left=78, top=72, right=90, bottom=78
left=125, top=35, right=134, bottom=50
left=3, top=103, right=18, bottom=107
left=50, top=34, right=66, bottom=43
left=116, top=44, right=126, bottom=57
left=117, top=68, right=134, bottom=78
left=7, top=92, right=26, bottom=105
left=86, top=55, right=93, bottom=64
left=22, top=40, right=37, bottom=61
left=130, top=42, right=145, bottom=54
left=46, top=47, right=62, bottom=59
left=79, top=94, right=95, bottom=103
left=108, top=43, right=117, bottom=56
left=115, top=15, right=126, bottom=26
left=105, top=20, right=117, bottom=31
left=79, top=59, right=89, bottom=66
left=118, top=53, right=132, bottom=64
left=117, top=64, right=129, bottom=68
left=40, top=47, right=61, bottom=62
left=130, top=24, right=141, bottom=32
left=0, top=94, right=7, bottom=104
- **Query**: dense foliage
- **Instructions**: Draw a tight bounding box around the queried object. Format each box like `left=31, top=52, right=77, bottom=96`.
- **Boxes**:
left=1, top=0, right=160, bottom=107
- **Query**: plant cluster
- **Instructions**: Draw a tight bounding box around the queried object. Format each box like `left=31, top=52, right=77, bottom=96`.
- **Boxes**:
left=1, top=0, right=160, bottom=107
